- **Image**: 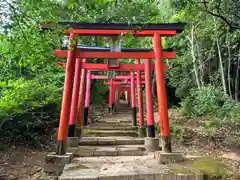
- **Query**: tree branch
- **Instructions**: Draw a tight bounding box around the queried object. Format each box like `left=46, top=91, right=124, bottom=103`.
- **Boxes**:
left=199, top=0, right=240, bottom=30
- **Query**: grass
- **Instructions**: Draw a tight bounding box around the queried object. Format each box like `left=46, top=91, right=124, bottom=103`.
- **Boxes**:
left=69, top=165, right=89, bottom=171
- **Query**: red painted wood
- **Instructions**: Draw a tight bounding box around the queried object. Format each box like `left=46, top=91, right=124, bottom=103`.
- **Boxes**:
left=85, top=71, right=91, bottom=108
left=145, top=59, right=154, bottom=126
left=64, top=29, right=176, bottom=37
left=77, top=59, right=87, bottom=126
left=69, top=58, right=82, bottom=126
left=90, top=75, right=146, bottom=80
left=154, top=33, right=170, bottom=137
left=54, top=50, right=176, bottom=59
left=57, top=62, right=169, bottom=72
left=136, top=59, right=144, bottom=128
left=130, top=72, right=136, bottom=108
left=109, top=80, right=113, bottom=108
left=57, top=33, right=77, bottom=141
left=104, top=81, right=145, bottom=85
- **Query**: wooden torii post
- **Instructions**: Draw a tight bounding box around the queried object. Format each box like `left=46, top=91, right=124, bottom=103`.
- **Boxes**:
left=43, top=22, right=185, bottom=155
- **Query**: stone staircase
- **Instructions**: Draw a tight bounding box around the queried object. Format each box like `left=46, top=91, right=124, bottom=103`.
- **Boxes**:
left=68, top=108, right=146, bottom=158
left=56, top=105, right=204, bottom=180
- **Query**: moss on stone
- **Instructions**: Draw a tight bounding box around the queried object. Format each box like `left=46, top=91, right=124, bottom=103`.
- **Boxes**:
left=188, top=157, right=230, bottom=178
left=69, top=165, right=89, bottom=171
left=170, top=167, right=195, bottom=174
left=82, top=129, right=99, bottom=135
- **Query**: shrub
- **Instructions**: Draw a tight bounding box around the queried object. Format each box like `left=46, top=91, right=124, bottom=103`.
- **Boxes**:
left=181, top=86, right=227, bottom=117
left=0, top=78, right=62, bottom=144
left=181, top=86, right=240, bottom=126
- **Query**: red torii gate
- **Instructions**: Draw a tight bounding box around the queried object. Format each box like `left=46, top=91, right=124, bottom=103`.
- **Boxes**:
left=57, top=63, right=148, bottom=128
left=42, top=22, right=185, bottom=155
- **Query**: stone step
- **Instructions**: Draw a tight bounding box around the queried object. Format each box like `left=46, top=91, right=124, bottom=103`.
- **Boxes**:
left=59, top=156, right=204, bottom=180
left=96, top=118, right=132, bottom=123
left=83, top=130, right=138, bottom=137
left=115, top=111, right=132, bottom=113
left=89, top=123, right=133, bottom=128
left=68, top=145, right=145, bottom=157
left=79, top=137, right=144, bottom=146
left=86, top=126, right=135, bottom=130
left=95, top=119, right=132, bottom=124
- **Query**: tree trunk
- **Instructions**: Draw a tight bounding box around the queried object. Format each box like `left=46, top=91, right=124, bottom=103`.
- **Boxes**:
left=214, top=17, right=227, bottom=95
left=235, top=49, right=240, bottom=101
left=196, top=41, right=205, bottom=86
left=187, top=25, right=201, bottom=89
left=216, top=37, right=227, bottom=95
left=226, top=30, right=232, bottom=98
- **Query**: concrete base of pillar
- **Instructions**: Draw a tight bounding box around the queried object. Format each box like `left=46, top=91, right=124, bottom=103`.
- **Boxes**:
left=154, top=151, right=183, bottom=164
left=144, top=137, right=160, bottom=152
left=138, top=127, right=146, bottom=137
left=67, top=137, right=79, bottom=148
left=43, top=152, right=73, bottom=175
left=75, top=126, right=82, bottom=138
left=160, top=136, right=172, bottom=153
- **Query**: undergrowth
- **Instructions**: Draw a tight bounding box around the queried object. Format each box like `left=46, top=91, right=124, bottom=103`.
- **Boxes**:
left=0, top=78, right=62, bottom=146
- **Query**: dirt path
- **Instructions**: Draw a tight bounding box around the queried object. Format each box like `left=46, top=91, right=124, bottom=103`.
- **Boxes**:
left=0, top=146, right=45, bottom=180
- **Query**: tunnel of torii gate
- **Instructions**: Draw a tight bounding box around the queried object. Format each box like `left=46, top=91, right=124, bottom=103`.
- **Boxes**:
left=42, top=22, right=185, bottom=155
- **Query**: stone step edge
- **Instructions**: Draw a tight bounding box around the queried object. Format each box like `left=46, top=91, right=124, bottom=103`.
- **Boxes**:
left=68, top=147, right=145, bottom=157
left=59, top=165, right=204, bottom=180
left=85, top=127, right=134, bottom=130
left=79, top=138, right=144, bottom=145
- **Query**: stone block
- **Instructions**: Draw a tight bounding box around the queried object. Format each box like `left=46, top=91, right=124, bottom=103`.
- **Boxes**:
left=133, top=150, right=144, bottom=156
left=195, top=174, right=204, bottom=180
left=117, top=147, right=142, bottom=156
left=176, top=174, right=204, bottom=180
left=75, top=126, right=82, bottom=138
left=134, top=138, right=144, bottom=144
left=137, top=174, right=154, bottom=180
left=155, top=151, right=183, bottom=164
left=138, top=127, right=147, bottom=137
left=67, top=137, right=79, bottom=148
left=79, top=139, right=98, bottom=146
left=144, top=137, right=160, bottom=152
left=59, top=165, right=100, bottom=180
left=68, top=147, right=95, bottom=157
left=97, top=139, right=116, bottom=145
left=94, top=147, right=117, bottom=156
left=154, top=173, right=173, bottom=180
left=43, top=152, right=73, bottom=175
left=37, top=173, right=58, bottom=180
left=116, top=139, right=135, bottom=145
left=99, top=175, right=136, bottom=180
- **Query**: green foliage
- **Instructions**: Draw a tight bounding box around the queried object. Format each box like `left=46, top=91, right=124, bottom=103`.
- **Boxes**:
left=0, top=77, right=62, bottom=143
left=91, top=80, right=108, bottom=104
left=0, top=78, right=62, bottom=126
left=181, top=86, right=226, bottom=117
left=181, top=86, right=240, bottom=126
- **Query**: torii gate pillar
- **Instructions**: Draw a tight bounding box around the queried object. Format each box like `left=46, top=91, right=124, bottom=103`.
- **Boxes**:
left=56, top=33, right=77, bottom=155
left=108, top=80, right=114, bottom=114
left=76, top=59, right=87, bottom=138
left=136, top=59, right=146, bottom=137
left=130, top=72, right=137, bottom=128
left=83, top=71, right=91, bottom=126
left=154, top=34, right=172, bottom=153
left=68, top=58, right=82, bottom=137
